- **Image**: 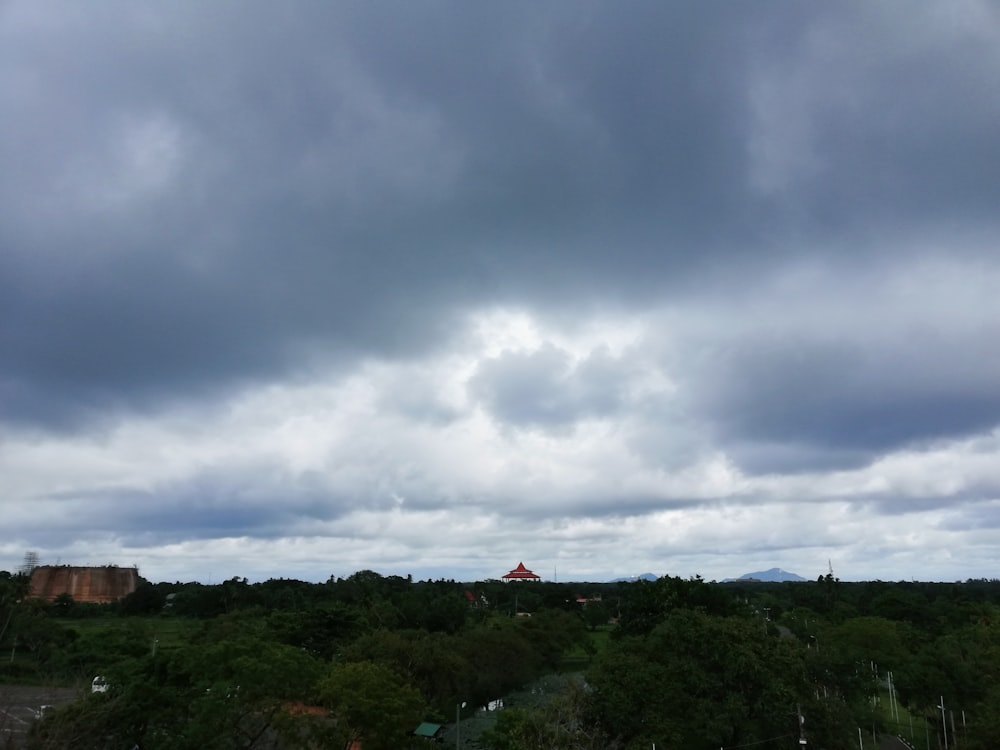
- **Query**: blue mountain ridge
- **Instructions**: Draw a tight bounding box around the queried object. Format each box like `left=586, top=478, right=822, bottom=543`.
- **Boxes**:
left=609, top=573, right=658, bottom=583
left=607, top=568, right=806, bottom=583
left=724, top=567, right=806, bottom=582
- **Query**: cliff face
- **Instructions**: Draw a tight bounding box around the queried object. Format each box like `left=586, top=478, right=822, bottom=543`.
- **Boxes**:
left=29, top=566, right=139, bottom=603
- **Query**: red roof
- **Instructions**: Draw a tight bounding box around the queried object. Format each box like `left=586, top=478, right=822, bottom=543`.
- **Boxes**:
left=502, top=562, right=540, bottom=580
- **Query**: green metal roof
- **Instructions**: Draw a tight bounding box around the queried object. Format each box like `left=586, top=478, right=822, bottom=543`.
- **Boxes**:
left=414, top=721, right=443, bottom=738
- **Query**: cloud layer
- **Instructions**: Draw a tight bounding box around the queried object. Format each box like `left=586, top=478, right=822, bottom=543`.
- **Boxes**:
left=3, top=2, right=999, bottom=582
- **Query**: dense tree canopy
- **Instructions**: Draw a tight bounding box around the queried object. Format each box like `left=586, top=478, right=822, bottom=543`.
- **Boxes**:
left=3, top=571, right=1000, bottom=749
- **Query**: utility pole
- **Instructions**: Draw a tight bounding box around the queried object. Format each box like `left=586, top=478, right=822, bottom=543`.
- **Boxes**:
left=455, top=701, right=466, bottom=749
left=939, top=696, right=948, bottom=750
left=888, top=671, right=899, bottom=721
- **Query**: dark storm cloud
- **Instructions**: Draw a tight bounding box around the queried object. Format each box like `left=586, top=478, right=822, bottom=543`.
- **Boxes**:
left=20, top=467, right=351, bottom=549
left=0, top=3, right=477, bottom=428
left=744, top=7, right=1000, bottom=223
left=683, top=326, right=1000, bottom=473
left=862, top=491, right=991, bottom=519
left=3, top=0, right=999, bottom=453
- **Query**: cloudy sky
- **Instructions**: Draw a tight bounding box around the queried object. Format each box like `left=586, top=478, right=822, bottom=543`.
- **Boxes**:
left=3, top=2, right=1000, bottom=584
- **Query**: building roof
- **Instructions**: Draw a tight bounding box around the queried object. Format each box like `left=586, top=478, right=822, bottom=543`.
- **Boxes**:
left=502, top=561, right=540, bottom=581
left=414, top=722, right=444, bottom=738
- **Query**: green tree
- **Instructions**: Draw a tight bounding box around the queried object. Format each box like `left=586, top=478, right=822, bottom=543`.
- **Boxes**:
left=118, top=580, right=167, bottom=615
left=825, top=616, right=914, bottom=671
left=0, top=572, right=31, bottom=645
left=456, top=624, right=542, bottom=707
left=178, top=638, right=324, bottom=749
left=398, top=586, right=467, bottom=633
left=267, top=602, right=359, bottom=659
left=480, top=677, right=621, bottom=750
left=42, top=619, right=152, bottom=684
left=343, top=629, right=473, bottom=713
left=31, top=636, right=324, bottom=750
left=616, top=575, right=738, bottom=637
left=963, top=684, right=1000, bottom=750
left=589, top=609, right=853, bottom=749
left=7, top=603, right=76, bottom=670
left=582, top=600, right=610, bottom=631
left=317, top=660, right=425, bottom=750
left=519, top=608, right=589, bottom=669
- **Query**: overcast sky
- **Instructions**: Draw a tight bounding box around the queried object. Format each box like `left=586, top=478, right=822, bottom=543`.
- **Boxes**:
left=3, top=2, right=1000, bottom=584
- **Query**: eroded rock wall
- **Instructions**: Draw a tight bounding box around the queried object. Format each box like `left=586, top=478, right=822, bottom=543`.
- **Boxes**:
left=29, top=566, right=139, bottom=603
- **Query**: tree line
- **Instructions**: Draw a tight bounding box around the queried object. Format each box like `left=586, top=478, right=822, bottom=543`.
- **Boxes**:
left=2, top=569, right=1000, bottom=748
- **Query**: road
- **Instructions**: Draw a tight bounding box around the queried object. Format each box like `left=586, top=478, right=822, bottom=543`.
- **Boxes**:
left=0, top=685, right=79, bottom=749
left=879, top=735, right=916, bottom=750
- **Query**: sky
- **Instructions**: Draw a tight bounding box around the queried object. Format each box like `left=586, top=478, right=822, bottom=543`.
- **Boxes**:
left=3, top=2, right=1000, bottom=584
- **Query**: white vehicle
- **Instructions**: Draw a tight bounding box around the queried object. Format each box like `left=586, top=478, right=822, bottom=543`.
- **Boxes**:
left=91, top=675, right=109, bottom=693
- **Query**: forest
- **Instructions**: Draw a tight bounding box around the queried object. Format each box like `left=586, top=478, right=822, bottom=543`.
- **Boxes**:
left=2, top=568, right=1000, bottom=749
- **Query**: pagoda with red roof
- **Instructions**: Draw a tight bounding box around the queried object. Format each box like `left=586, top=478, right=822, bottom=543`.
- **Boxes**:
left=502, top=562, right=541, bottom=582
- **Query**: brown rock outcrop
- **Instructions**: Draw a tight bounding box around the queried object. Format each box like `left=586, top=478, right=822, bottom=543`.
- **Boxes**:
left=29, top=565, right=139, bottom=604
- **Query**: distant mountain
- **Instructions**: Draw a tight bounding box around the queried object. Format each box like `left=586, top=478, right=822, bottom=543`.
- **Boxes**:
left=610, top=573, right=658, bottom=583
left=726, top=567, right=806, bottom=583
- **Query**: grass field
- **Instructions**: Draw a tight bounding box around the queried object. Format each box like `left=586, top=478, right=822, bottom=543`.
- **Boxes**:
left=559, top=623, right=614, bottom=672
left=59, top=616, right=198, bottom=651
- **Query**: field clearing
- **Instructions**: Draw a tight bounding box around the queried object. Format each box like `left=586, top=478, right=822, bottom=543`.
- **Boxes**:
left=60, top=616, right=198, bottom=650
